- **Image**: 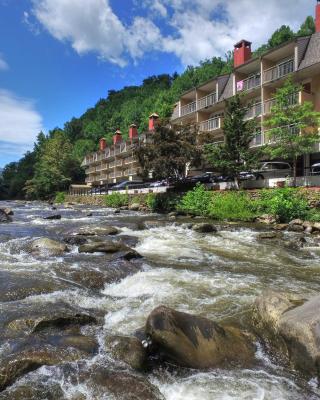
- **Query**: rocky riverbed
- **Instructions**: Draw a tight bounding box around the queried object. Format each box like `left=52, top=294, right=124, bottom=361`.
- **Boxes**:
left=0, top=200, right=320, bottom=399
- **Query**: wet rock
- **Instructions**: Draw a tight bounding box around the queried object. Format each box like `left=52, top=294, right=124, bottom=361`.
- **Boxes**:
left=105, top=335, right=147, bottom=371
left=129, top=203, right=140, bottom=211
left=55, top=267, right=106, bottom=290
left=136, top=221, right=147, bottom=230
left=120, top=206, right=129, bottom=211
left=0, top=209, right=12, bottom=223
left=86, top=212, right=93, bottom=217
left=0, top=335, right=98, bottom=391
left=274, top=223, right=288, bottom=231
left=0, top=271, right=71, bottom=302
left=257, top=232, right=279, bottom=240
left=287, top=224, right=304, bottom=233
left=117, top=235, right=139, bottom=248
left=3, top=208, right=13, bottom=216
left=304, top=226, right=313, bottom=234
left=192, top=223, right=217, bottom=233
left=0, top=383, right=65, bottom=400
left=289, top=219, right=304, bottom=226
left=30, top=238, right=68, bottom=256
left=114, top=209, right=121, bottom=214
left=256, top=214, right=276, bottom=225
left=312, top=222, right=320, bottom=231
left=88, top=368, right=164, bottom=400
left=73, top=226, right=119, bottom=236
left=63, top=235, right=88, bottom=246
left=145, top=306, right=254, bottom=369
left=283, top=236, right=306, bottom=251
left=79, top=240, right=133, bottom=254
left=254, top=291, right=320, bottom=378
left=43, top=214, right=61, bottom=220
left=0, top=301, right=97, bottom=340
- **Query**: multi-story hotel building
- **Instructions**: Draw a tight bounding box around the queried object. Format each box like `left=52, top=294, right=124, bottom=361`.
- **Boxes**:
left=81, top=114, right=158, bottom=186
left=83, top=2, right=320, bottom=187
left=171, top=2, right=320, bottom=175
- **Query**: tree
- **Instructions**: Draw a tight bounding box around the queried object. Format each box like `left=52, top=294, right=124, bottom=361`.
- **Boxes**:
left=297, top=16, right=315, bottom=37
left=24, top=130, right=81, bottom=199
left=268, top=25, right=295, bottom=48
left=204, top=95, right=258, bottom=188
left=135, top=124, right=201, bottom=181
left=263, top=77, right=320, bottom=186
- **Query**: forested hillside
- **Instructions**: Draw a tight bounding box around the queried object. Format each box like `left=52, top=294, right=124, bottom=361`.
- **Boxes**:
left=0, top=17, right=315, bottom=200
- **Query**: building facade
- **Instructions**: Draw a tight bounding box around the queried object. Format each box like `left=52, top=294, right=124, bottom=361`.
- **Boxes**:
left=171, top=2, right=320, bottom=175
left=82, top=114, right=158, bottom=186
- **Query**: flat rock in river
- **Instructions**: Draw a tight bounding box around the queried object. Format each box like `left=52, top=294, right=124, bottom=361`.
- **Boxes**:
left=0, top=209, right=12, bottom=223
left=30, top=238, right=68, bottom=256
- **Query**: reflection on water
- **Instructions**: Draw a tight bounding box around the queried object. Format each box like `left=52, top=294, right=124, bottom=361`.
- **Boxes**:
left=0, top=200, right=319, bottom=399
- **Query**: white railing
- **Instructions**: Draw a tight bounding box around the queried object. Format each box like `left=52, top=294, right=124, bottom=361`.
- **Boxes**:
left=171, top=108, right=180, bottom=120
left=237, top=73, right=261, bottom=92
left=244, top=102, right=262, bottom=120
left=197, top=92, right=217, bottom=110
left=109, top=161, right=116, bottom=168
left=116, top=160, right=123, bottom=167
left=264, top=92, right=299, bottom=114
left=181, top=101, right=197, bottom=116
left=263, top=59, right=294, bottom=83
left=199, top=117, right=221, bottom=132
left=109, top=172, right=116, bottom=179
left=116, top=171, right=123, bottom=178
left=250, top=132, right=263, bottom=147
left=124, top=156, right=135, bottom=165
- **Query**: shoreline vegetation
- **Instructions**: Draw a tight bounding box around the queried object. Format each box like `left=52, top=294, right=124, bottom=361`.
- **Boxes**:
left=62, top=185, right=320, bottom=225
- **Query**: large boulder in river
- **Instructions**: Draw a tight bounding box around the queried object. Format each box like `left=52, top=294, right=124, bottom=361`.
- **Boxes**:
left=0, top=335, right=98, bottom=391
left=0, top=271, right=72, bottom=302
left=253, top=290, right=320, bottom=378
left=43, top=214, right=61, bottom=220
left=145, top=306, right=254, bottom=369
left=0, top=301, right=97, bottom=340
left=0, top=209, right=12, bottom=223
left=105, top=335, right=147, bottom=371
left=78, top=241, right=141, bottom=260
left=0, top=383, right=64, bottom=400
left=30, top=238, right=68, bottom=256
left=192, top=223, right=217, bottom=233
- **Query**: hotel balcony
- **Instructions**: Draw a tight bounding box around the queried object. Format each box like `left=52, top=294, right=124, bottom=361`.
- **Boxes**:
left=263, top=58, right=294, bottom=84
left=199, top=116, right=222, bottom=133
left=116, top=159, right=123, bottom=167
left=263, top=92, right=299, bottom=115
left=237, top=73, right=261, bottom=92
left=115, top=171, right=123, bottom=178
left=181, top=101, right=197, bottom=117
left=197, top=92, right=217, bottom=111
left=250, top=125, right=300, bottom=148
left=124, top=156, right=136, bottom=165
left=109, top=172, right=116, bottom=179
left=244, top=102, right=262, bottom=120
left=109, top=161, right=116, bottom=168
left=85, top=176, right=96, bottom=183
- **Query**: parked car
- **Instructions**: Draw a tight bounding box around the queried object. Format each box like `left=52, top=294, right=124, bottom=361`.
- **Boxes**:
left=187, top=172, right=216, bottom=184
left=239, top=171, right=256, bottom=181
left=149, top=180, right=168, bottom=187
left=254, top=162, right=292, bottom=180
left=111, top=180, right=144, bottom=191
left=311, top=163, right=320, bottom=175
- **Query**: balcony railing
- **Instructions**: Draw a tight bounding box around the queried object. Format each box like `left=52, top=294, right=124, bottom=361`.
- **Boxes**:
left=181, top=101, right=197, bottom=117
left=264, top=92, right=299, bottom=114
left=244, top=102, right=262, bottom=120
left=87, top=167, right=96, bottom=174
left=124, top=156, right=135, bottom=165
left=109, top=161, right=116, bottom=168
left=116, top=160, right=123, bottom=167
left=263, top=59, right=294, bottom=83
left=116, top=171, right=123, bottom=178
left=237, top=73, right=261, bottom=92
left=197, top=92, right=217, bottom=110
left=109, top=172, right=116, bottom=179
left=99, top=174, right=108, bottom=180
left=199, top=117, right=221, bottom=132
left=250, top=132, right=263, bottom=147
left=250, top=125, right=300, bottom=148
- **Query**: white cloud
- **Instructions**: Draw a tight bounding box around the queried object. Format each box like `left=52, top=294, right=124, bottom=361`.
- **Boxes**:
left=0, top=90, right=44, bottom=148
left=0, top=54, right=8, bottom=71
left=30, top=0, right=316, bottom=66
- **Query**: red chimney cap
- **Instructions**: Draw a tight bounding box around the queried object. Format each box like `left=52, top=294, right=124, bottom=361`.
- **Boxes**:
left=129, top=123, right=137, bottom=127
left=100, top=137, right=106, bottom=140
left=115, top=129, right=122, bottom=135
left=234, top=40, right=252, bottom=49
left=149, top=113, right=159, bottom=118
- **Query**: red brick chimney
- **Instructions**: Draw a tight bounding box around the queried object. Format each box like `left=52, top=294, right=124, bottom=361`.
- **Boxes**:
left=113, top=129, right=122, bottom=145
left=129, top=124, right=138, bottom=142
left=149, top=113, right=159, bottom=131
left=99, top=137, right=107, bottom=151
left=234, top=40, right=252, bottom=68
left=316, top=0, right=320, bottom=33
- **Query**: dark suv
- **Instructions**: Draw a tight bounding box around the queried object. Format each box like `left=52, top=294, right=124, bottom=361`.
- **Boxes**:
left=111, top=180, right=144, bottom=191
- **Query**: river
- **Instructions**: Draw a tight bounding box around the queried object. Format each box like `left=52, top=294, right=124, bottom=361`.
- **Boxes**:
left=0, top=200, right=319, bottom=399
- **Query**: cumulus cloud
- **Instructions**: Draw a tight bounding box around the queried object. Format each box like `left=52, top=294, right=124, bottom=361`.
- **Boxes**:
left=30, top=0, right=316, bottom=66
left=0, top=90, right=43, bottom=149
left=0, top=54, right=8, bottom=71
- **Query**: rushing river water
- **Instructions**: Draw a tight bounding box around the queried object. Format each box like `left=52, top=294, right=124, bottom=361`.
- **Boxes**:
left=0, top=200, right=320, bottom=399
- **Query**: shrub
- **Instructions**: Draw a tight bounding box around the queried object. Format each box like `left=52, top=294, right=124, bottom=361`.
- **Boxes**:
left=146, top=192, right=180, bottom=212
left=55, top=192, right=65, bottom=204
left=208, top=191, right=257, bottom=221
left=104, top=192, right=129, bottom=208
left=179, top=184, right=212, bottom=215
left=259, top=188, right=309, bottom=223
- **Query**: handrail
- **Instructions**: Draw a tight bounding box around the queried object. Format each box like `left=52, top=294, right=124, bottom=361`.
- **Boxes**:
left=263, top=58, right=294, bottom=83
left=197, top=92, right=217, bottom=110
left=199, top=117, right=221, bottom=132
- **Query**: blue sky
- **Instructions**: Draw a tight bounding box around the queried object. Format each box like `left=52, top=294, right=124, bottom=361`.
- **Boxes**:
left=0, top=0, right=316, bottom=166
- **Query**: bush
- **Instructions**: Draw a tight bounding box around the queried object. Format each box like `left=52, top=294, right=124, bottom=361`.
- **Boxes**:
left=179, top=184, right=212, bottom=215
left=146, top=192, right=180, bottom=212
left=104, top=192, right=129, bottom=208
left=259, top=188, right=309, bottom=223
left=208, top=191, right=258, bottom=221
left=54, top=192, right=65, bottom=204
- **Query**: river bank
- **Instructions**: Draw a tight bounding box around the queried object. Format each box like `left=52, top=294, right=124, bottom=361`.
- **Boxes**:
left=0, top=200, right=320, bottom=399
